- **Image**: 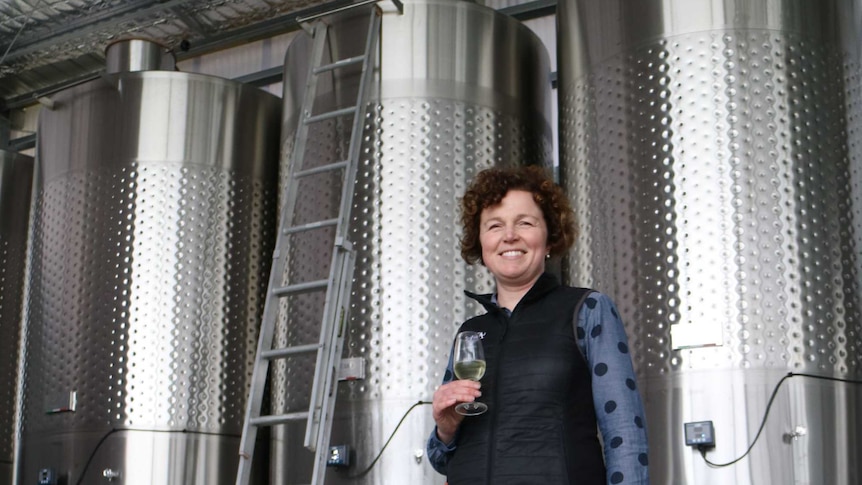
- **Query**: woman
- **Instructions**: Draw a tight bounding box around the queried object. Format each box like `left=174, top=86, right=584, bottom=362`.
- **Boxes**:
left=427, top=166, right=649, bottom=484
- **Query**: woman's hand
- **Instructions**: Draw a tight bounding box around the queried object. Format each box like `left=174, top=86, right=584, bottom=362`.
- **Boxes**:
left=432, top=379, right=482, bottom=444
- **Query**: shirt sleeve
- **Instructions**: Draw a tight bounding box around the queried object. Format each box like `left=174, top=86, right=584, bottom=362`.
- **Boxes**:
left=427, top=348, right=457, bottom=475
left=427, top=426, right=457, bottom=474
left=577, top=292, right=650, bottom=485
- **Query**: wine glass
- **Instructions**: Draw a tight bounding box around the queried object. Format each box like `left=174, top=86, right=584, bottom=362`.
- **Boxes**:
left=453, top=331, right=488, bottom=416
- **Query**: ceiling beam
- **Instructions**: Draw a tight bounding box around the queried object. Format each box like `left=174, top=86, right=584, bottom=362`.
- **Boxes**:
left=2, top=0, right=557, bottom=112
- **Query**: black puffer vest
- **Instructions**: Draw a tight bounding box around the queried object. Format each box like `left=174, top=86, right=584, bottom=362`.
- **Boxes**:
left=446, top=273, right=606, bottom=485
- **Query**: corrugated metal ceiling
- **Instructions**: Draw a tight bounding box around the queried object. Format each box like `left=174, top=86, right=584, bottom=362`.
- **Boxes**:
left=0, top=0, right=554, bottom=111
left=0, top=0, right=346, bottom=108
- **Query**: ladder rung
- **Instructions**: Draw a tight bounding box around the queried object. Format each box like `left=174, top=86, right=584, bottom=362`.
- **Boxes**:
left=262, top=343, right=322, bottom=360
left=251, top=411, right=309, bottom=427
left=314, top=54, right=365, bottom=74
left=296, top=160, right=349, bottom=178
left=284, top=218, right=338, bottom=235
left=305, top=106, right=357, bottom=124
left=273, top=279, right=328, bottom=296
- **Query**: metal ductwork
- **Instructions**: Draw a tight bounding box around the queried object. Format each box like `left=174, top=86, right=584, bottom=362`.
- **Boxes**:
left=558, top=1, right=862, bottom=483
left=17, top=39, right=281, bottom=485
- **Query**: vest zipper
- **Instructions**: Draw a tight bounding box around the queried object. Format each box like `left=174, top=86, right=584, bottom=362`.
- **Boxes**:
left=486, top=310, right=510, bottom=484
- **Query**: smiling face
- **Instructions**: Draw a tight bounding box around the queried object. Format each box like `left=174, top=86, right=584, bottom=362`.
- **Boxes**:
left=479, top=189, right=549, bottom=292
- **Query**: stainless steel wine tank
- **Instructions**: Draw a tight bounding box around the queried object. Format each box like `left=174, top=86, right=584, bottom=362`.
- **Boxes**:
left=558, top=1, right=862, bottom=483
left=275, top=1, right=553, bottom=483
left=17, top=39, right=281, bottom=485
left=0, top=149, right=33, bottom=485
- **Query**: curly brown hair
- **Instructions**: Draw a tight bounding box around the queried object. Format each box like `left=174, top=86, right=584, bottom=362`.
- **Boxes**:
left=459, top=165, right=578, bottom=265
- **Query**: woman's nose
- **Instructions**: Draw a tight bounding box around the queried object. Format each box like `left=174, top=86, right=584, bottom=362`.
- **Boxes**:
left=503, top=226, right=518, bottom=241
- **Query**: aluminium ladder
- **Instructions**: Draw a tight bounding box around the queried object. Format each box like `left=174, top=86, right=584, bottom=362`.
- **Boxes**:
left=236, top=6, right=383, bottom=485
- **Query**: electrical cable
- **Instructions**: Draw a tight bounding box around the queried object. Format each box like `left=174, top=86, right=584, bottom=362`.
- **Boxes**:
left=346, top=400, right=432, bottom=479
left=72, top=428, right=120, bottom=485
left=697, top=372, right=862, bottom=468
left=70, top=400, right=431, bottom=482
left=53, top=372, right=862, bottom=480
left=72, top=428, right=240, bottom=485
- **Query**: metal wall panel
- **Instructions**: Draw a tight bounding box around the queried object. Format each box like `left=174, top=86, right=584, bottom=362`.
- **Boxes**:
left=558, top=1, right=862, bottom=483
left=18, top=68, right=281, bottom=484
left=0, top=149, right=33, bottom=485
left=276, top=1, right=553, bottom=483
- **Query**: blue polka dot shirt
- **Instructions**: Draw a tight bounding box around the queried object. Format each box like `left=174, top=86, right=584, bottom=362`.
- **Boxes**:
left=576, top=292, right=650, bottom=485
left=427, top=291, right=650, bottom=484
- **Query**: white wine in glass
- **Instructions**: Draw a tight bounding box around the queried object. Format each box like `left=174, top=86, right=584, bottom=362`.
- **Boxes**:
left=453, top=331, right=488, bottom=416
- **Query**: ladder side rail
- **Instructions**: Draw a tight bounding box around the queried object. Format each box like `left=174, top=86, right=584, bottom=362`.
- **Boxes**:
left=234, top=246, right=289, bottom=484
left=302, top=242, right=353, bottom=449
left=238, top=5, right=385, bottom=484
left=235, top=20, right=332, bottom=485
left=279, top=21, right=331, bottom=232
left=332, top=7, right=381, bottom=243
left=235, top=195, right=312, bottom=483
left=309, top=249, right=357, bottom=483
left=306, top=8, right=383, bottom=484
left=301, top=8, right=382, bottom=450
